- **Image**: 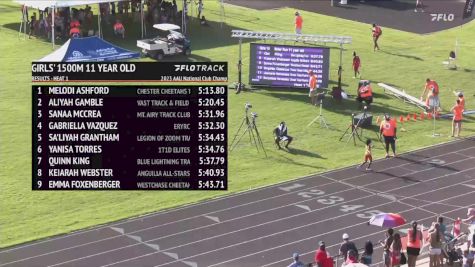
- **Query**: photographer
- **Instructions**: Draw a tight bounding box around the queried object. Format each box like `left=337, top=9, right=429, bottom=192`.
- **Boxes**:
left=274, top=122, right=293, bottom=149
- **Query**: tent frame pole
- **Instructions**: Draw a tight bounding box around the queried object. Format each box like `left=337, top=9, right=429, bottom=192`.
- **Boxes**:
left=52, top=6, right=55, bottom=48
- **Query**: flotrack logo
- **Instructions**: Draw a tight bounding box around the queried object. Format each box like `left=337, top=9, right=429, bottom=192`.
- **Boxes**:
left=431, top=13, right=455, bottom=21
left=174, top=64, right=225, bottom=72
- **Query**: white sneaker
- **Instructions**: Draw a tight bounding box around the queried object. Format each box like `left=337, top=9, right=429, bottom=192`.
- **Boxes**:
left=414, top=9, right=418, bottom=12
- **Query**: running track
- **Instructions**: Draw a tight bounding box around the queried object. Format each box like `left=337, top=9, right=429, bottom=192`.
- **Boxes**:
left=1, top=138, right=475, bottom=267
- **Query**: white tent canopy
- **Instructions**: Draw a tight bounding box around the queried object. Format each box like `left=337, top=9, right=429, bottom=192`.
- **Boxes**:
left=15, top=0, right=125, bottom=10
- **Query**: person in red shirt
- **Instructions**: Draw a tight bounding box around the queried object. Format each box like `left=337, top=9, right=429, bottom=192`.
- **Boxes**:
left=315, top=241, right=333, bottom=267
left=453, top=91, right=465, bottom=109
left=352, top=51, right=361, bottom=78
left=380, top=114, right=397, bottom=158
left=295, top=11, right=303, bottom=34
left=451, top=99, right=464, bottom=137
left=421, top=78, right=440, bottom=109
left=69, top=26, right=80, bottom=38
left=372, top=24, right=382, bottom=51
left=113, top=19, right=125, bottom=39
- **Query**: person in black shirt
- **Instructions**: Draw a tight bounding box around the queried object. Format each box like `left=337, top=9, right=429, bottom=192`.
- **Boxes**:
left=274, top=122, right=293, bottom=149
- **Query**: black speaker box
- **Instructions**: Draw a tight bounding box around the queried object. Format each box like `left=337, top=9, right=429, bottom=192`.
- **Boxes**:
left=353, top=112, right=373, bottom=128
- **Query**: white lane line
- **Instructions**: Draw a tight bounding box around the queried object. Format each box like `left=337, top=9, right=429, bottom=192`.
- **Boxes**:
left=1, top=138, right=467, bottom=254
left=295, top=205, right=311, bottom=212
left=3, top=155, right=472, bottom=267
left=116, top=177, right=475, bottom=267
left=208, top=191, right=475, bottom=267
left=260, top=205, right=470, bottom=267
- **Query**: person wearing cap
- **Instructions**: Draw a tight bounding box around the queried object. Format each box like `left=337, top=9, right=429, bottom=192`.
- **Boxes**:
left=451, top=99, right=464, bottom=137
left=380, top=114, right=397, bottom=158
left=308, top=70, right=318, bottom=106
left=295, top=11, right=303, bottom=34
left=421, top=78, right=440, bottom=110
left=315, top=241, right=333, bottom=267
left=406, top=221, right=423, bottom=267
left=453, top=91, right=465, bottom=109
left=274, top=121, right=293, bottom=149
left=287, top=252, right=305, bottom=267
left=340, top=233, right=358, bottom=262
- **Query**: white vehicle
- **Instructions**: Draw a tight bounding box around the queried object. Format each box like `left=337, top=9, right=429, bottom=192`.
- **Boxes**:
left=137, top=24, right=191, bottom=60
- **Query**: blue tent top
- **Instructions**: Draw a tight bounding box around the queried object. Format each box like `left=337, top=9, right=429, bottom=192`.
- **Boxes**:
left=38, top=36, right=140, bottom=62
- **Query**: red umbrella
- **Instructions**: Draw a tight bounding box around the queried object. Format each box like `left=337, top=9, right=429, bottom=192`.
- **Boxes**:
left=369, top=213, right=406, bottom=228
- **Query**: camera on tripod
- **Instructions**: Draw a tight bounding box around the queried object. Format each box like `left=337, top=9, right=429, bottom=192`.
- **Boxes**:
left=245, top=102, right=252, bottom=111
left=251, top=112, right=258, bottom=118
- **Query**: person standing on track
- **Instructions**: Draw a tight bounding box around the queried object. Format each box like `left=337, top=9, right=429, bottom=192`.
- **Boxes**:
left=407, top=221, right=423, bottom=267
left=357, top=139, right=373, bottom=171
left=380, top=114, right=397, bottom=158
left=352, top=51, right=361, bottom=78
left=451, top=99, right=464, bottom=137
left=295, top=11, right=303, bottom=34
left=371, top=23, right=382, bottom=51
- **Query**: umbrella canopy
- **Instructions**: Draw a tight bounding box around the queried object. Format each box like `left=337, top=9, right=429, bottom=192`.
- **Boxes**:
left=369, top=213, right=406, bottom=228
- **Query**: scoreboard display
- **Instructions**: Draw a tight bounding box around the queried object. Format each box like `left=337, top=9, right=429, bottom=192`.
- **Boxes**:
left=249, top=43, right=330, bottom=89
left=31, top=62, right=228, bottom=190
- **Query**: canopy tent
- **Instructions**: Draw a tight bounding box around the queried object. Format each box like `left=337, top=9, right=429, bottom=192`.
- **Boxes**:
left=37, top=36, right=140, bottom=62
left=16, top=0, right=146, bottom=47
left=16, top=0, right=193, bottom=48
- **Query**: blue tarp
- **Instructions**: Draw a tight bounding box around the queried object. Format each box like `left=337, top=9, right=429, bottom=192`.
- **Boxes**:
left=38, top=36, right=140, bottom=62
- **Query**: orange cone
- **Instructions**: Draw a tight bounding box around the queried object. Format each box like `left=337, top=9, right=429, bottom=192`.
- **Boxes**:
left=420, top=112, right=425, bottom=120
left=406, top=114, right=411, bottom=121
left=399, top=115, right=404, bottom=124
left=427, top=112, right=432, bottom=119
left=413, top=113, right=418, bottom=121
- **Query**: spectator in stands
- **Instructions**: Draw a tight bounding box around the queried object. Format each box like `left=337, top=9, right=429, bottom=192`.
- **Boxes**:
left=315, top=241, right=333, bottom=267
left=407, top=221, right=423, bottom=267
left=371, top=23, right=382, bottom=51
left=380, top=228, right=394, bottom=267
left=340, top=233, right=358, bottom=262
left=113, top=19, right=125, bottom=38
left=391, top=233, right=403, bottom=267
left=451, top=99, right=464, bottom=137
left=344, top=250, right=358, bottom=265
left=428, top=223, right=443, bottom=267
left=352, top=52, right=361, bottom=79
left=360, top=241, right=373, bottom=265
left=295, top=11, right=303, bottom=34
left=287, top=252, right=306, bottom=267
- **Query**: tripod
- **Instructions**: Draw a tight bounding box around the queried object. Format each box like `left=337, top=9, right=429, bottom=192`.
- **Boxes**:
left=230, top=109, right=267, bottom=157
left=307, top=99, right=329, bottom=129
left=340, top=113, right=363, bottom=145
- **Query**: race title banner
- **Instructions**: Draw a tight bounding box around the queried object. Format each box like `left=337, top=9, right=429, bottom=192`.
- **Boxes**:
left=31, top=62, right=228, bottom=82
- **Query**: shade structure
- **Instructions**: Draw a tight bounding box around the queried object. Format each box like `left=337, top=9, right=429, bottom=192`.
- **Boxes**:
left=37, top=36, right=140, bottom=62
left=369, top=213, right=406, bottom=228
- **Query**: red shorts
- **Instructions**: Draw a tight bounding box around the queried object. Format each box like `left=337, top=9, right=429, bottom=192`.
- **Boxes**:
left=364, top=154, right=372, bottom=162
